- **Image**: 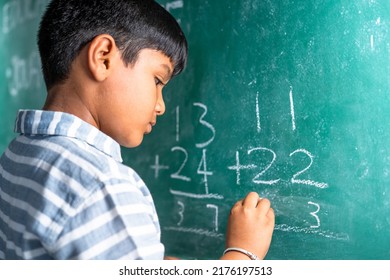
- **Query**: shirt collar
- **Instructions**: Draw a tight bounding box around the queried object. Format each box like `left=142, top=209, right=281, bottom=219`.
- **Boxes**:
left=15, top=109, right=123, bottom=162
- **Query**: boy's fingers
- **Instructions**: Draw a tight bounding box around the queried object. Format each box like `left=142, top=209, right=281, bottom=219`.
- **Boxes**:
left=230, top=199, right=244, bottom=213
left=256, top=198, right=272, bottom=216
left=242, top=192, right=261, bottom=208
left=266, top=207, right=275, bottom=223
left=267, top=207, right=275, bottom=217
left=232, top=192, right=274, bottom=217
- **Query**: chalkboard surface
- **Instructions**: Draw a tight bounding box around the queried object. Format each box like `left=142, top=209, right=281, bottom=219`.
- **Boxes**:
left=1, top=0, right=390, bottom=259
left=0, top=0, right=48, bottom=151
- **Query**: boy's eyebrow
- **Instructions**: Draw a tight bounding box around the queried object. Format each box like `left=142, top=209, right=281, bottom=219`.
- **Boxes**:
left=161, top=64, right=173, bottom=80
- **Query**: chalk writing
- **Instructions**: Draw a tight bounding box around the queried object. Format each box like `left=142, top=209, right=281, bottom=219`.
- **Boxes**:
left=197, top=149, right=213, bottom=193
left=169, top=147, right=223, bottom=199
left=228, top=147, right=328, bottom=188
left=2, top=0, right=47, bottom=34
left=165, top=223, right=350, bottom=241
left=6, top=52, right=42, bottom=97
left=163, top=226, right=224, bottom=239
left=193, top=102, right=216, bottom=148
left=248, top=147, right=281, bottom=185
left=227, top=151, right=256, bottom=185
left=151, top=95, right=336, bottom=241
left=290, top=149, right=328, bottom=189
left=165, top=103, right=217, bottom=197
left=163, top=0, right=184, bottom=24
left=256, top=92, right=261, bottom=133
left=168, top=200, right=221, bottom=237
left=289, top=86, right=296, bottom=131
left=164, top=0, right=183, bottom=12
left=175, top=106, right=180, bottom=142
left=275, top=224, right=349, bottom=241
left=151, top=155, right=169, bottom=179
left=256, top=87, right=297, bottom=132
left=169, top=189, right=224, bottom=200
left=308, top=201, right=321, bottom=228
left=206, top=204, right=219, bottom=232
left=170, top=146, right=191, bottom=182
left=177, top=200, right=185, bottom=226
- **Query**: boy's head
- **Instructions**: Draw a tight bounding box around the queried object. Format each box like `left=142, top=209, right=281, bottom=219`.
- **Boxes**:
left=38, top=0, right=188, bottom=90
left=38, top=0, right=188, bottom=148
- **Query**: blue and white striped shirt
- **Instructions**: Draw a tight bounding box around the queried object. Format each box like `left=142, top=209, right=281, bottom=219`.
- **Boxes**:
left=0, top=110, right=164, bottom=259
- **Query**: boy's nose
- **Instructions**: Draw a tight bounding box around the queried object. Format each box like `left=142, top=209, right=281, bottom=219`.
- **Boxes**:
left=156, top=94, right=165, bottom=116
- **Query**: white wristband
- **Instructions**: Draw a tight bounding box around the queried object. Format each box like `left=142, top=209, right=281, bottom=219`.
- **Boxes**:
left=223, top=247, right=259, bottom=260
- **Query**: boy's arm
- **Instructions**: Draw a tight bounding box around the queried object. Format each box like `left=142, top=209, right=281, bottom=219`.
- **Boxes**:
left=220, top=192, right=275, bottom=260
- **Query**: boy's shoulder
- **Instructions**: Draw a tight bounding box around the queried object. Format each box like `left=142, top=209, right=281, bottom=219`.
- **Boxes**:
left=6, top=110, right=142, bottom=187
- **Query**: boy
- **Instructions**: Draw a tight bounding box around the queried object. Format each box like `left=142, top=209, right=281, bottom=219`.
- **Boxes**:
left=0, top=0, right=274, bottom=260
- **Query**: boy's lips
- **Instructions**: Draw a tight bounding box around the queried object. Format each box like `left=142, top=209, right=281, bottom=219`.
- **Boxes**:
left=146, top=122, right=156, bottom=134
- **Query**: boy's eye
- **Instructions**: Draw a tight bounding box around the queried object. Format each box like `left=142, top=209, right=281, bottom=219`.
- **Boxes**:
left=155, top=77, right=165, bottom=86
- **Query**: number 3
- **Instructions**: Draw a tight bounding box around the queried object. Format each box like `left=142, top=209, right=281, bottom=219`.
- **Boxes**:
left=308, top=201, right=320, bottom=228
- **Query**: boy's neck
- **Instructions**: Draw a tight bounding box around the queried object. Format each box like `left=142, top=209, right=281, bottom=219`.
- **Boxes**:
left=43, top=82, right=100, bottom=130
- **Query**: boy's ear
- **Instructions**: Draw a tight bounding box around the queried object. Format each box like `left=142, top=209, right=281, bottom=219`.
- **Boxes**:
left=87, top=34, right=118, bottom=81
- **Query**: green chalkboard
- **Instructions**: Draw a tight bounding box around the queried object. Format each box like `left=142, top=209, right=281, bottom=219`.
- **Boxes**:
left=123, top=0, right=390, bottom=259
left=1, top=0, right=390, bottom=260
left=0, top=0, right=48, bottom=151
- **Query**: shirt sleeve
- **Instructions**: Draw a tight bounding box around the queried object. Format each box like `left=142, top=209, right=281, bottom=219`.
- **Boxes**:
left=48, top=178, right=165, bottom=260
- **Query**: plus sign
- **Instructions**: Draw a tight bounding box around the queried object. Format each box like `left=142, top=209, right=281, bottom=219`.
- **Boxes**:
left=150, top=155, right=169, bottom=179
left=227, top=151, right=256, bottom=185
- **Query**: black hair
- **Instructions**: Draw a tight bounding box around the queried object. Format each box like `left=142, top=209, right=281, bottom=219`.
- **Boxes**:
left=38, top=0, right=188, bottom=89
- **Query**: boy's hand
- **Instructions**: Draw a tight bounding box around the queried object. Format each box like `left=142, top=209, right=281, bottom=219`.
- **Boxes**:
left=221, top=192, right=275, bottom=260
